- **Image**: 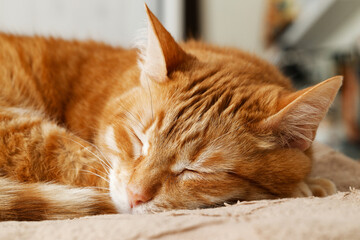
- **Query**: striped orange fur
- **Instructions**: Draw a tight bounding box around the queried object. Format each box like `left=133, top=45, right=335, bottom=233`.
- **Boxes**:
left=0, top=6, right=340, bottom=220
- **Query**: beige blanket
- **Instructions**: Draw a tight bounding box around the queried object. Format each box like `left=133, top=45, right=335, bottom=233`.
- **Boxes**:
left=1, top=142, right=360, bottom=240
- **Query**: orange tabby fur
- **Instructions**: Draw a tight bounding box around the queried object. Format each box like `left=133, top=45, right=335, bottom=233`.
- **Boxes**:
left=0, top=6, right=341, bottom=220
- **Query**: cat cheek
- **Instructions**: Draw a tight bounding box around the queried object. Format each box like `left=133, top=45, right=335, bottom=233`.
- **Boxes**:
left=109, top=169, right=132, bottom=213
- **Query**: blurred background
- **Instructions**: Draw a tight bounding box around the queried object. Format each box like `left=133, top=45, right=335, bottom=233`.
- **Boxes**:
left=0, top=0, right=359, bottom=159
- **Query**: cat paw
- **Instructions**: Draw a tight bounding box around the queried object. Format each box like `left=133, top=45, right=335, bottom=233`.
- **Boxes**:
left=292, top=178, right=337, bottom=198
left=306, top=177, right=337, bottom=197
left=292, top=181, right=313, bottom=197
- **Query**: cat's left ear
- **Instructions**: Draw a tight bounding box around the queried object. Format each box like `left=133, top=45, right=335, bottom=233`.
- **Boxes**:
left=141, top=4, right=188, bottom=83
left=259, top=76, right=343, bottom=151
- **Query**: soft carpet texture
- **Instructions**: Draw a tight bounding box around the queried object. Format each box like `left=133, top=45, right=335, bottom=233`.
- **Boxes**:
left=1, top=142, right=360, bottom=240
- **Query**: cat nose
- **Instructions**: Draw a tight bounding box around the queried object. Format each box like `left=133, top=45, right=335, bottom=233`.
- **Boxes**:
left=126, top=186, right=152, bottom=208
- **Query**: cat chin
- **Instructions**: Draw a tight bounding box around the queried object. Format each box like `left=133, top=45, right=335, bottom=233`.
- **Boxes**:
left=109, top=169, right=132, bottom=214
left=131, top=203, right=162, bottom=214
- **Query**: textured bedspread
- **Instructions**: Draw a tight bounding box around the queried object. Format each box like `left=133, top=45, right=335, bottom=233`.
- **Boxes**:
left=1, top=142, right=360, bottom=240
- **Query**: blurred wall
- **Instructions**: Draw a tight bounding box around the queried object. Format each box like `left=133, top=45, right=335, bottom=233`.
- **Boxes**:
left=200, top=0, right=267, bottom=55
left=0, top=0, right=269, bottom=53
left=294, top=0, right=360, bottom=50
left=0, top=0, right=183, bottom=46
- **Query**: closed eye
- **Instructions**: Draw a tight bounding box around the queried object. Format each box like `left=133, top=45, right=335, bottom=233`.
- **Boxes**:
left=177, top=168, right=203, bottom=180
left=175, top=168, right=199, bottom=175
left=133, top=133, right=143, bottom=146
left=131, top=128, right=151, bottom=158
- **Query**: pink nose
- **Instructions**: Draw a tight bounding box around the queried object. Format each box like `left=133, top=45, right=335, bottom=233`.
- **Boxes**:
left=126, top=186, right=152, bottom=208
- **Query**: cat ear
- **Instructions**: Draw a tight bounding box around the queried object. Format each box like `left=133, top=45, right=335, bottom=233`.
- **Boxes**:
left=260, top=76, right=343, bottom=151
left=141, top=4, right=188, bottom=83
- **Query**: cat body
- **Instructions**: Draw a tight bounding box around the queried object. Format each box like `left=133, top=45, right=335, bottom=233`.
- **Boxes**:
left=0, top=6, right=341, bottom=220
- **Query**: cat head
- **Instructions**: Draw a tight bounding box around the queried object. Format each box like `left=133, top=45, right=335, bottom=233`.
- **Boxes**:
left=100, top=5, right=342, bottom=213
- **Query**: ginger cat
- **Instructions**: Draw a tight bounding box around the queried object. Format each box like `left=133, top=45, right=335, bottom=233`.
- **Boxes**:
left=0, top=6, right=341, bottom=221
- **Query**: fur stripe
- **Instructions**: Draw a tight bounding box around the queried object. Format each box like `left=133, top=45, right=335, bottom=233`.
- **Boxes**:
left=0, top=178, right=116, bottom=221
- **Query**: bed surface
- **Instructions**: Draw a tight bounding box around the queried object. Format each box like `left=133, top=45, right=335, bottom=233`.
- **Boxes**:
left=1, top=142, right=360, bottom=240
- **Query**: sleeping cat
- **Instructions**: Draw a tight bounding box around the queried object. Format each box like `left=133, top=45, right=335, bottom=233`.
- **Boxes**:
left=0, top=5, right=341, bottom=221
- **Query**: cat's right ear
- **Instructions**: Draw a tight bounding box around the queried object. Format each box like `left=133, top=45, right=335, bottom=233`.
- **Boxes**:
left=259, top=76, right=343, bottom=151
left=140, top=4, right=188, bottom=84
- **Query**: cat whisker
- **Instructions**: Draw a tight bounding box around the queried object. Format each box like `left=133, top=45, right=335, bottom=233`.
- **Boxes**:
left=83, top=147, right=112, bottom=174
left=69, top=164, right=109, bottom=183
left=66, top=127, right=116, bottom=169
left=105, top=146, right=123, bottom=156
left=80, top=164, right=110, bottom=181
left=73, top=135, right=114, bottom=169
left=89, top=186, right=110, bottom=192
left=58, top=134, right=112, bottom=173
left=80, top=169, right=110, bottom=184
